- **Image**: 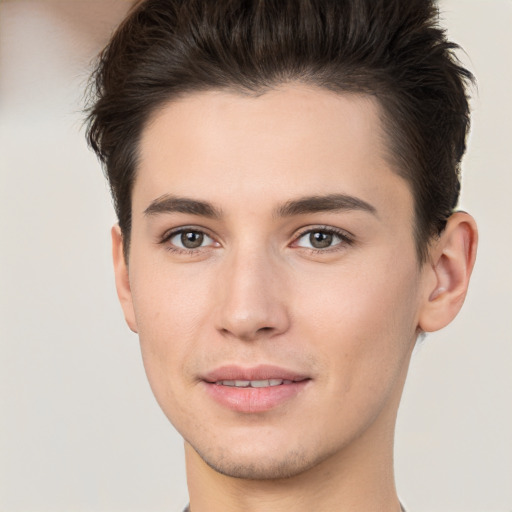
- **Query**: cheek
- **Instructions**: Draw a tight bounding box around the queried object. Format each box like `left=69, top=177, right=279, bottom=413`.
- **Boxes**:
left=296, top=257, right=421, bottom=389
left=128, top=260, right=213, bottom=405
left=130, top=248, right=212, bottom=340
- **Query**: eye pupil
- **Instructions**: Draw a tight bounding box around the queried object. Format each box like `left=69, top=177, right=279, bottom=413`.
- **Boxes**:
left=310, top=231, right=333, bottom=248
left=181, top=231, right=204, bottom=248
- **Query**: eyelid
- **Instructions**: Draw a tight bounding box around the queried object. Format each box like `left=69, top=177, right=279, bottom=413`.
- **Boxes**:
left=159, top=225, right=220, bottom=250
left=157, top=224, right=354, bottom=253
left=160, top=224, right=211, bottom=240
left=292, top=225, right=355, bottom=249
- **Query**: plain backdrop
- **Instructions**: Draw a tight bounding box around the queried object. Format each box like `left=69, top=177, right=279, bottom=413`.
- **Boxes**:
left=1, top=1, right=511, bottom=511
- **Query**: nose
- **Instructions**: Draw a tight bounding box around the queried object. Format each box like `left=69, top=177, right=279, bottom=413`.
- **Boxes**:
left=214, top=247, right=290, bottom=342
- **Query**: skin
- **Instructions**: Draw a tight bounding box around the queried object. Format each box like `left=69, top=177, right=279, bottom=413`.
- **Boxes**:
left=112, top=85, right=477, bottom=512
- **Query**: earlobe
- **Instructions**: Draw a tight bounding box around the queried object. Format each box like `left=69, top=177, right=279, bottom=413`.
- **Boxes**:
left=111, top=225, right=138, bottom=333
left=418, top=212, right=478, bottom=333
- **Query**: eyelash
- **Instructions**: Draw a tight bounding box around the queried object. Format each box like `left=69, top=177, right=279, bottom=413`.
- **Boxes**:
left=293, top=225, right=355, bottom=253
left=158, top=225, right=355, bottom=255
left=159, top=226, right=217, bottom=255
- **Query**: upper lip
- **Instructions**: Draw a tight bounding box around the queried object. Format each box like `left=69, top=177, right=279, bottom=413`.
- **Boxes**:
left=202, top=364, right=310, bottom=383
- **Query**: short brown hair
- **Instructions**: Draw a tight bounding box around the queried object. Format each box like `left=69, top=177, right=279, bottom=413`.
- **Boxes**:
left=86, top=0, right=474, bottom=262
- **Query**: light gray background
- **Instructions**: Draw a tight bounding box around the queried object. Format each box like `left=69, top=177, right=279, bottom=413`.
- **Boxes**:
left=1, top=1, right=511, bottom=511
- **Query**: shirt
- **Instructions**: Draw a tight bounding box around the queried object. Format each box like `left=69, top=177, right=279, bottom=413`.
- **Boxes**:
left=183, top=502, right=407, bottom=511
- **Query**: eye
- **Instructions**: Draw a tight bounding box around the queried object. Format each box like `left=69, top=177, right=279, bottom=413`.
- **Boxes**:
left=294, top=228, right=352, bottom=250
left=166, top=229, right=217, bottom=250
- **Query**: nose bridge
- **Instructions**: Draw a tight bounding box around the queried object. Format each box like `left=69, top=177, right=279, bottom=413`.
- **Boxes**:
left=215, top=241, right=289, bottom=341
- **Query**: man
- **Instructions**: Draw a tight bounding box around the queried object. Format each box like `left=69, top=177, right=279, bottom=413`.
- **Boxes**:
left=86, top=0, right=477, bottom=510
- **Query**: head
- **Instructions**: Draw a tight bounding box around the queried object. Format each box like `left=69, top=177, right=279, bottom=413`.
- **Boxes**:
left=87, top=0, right=473, bottom=264
left=86, top=0, right=477, bottom=483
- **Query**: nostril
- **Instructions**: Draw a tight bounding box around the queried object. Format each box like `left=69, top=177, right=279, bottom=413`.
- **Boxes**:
left=215, top=281, right=291, bottom=340
left=220, top=324, right=277, bottom=342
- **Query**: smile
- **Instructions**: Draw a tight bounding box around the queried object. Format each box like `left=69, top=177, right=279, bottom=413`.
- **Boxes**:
left=202, top=365, right=311, bottom=413
left=215, top=379, right=293, bottom=387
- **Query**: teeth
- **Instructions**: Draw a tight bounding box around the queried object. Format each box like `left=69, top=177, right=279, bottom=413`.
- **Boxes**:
left=216, top=379, right=287, bottom=387
left=251, top=379, right=274, bottom=388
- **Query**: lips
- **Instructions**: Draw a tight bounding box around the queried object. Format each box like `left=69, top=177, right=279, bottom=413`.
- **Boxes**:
left=203, top=364, right=309, bottom=384
left=215, top=378, right=293, bottom=388
left=201, top=365, right=311, bottom=413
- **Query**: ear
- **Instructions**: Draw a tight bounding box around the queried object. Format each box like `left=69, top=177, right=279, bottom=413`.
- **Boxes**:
left=418, top=212, right=478, bottom=332
left=111, top=225, right=138, bottom=333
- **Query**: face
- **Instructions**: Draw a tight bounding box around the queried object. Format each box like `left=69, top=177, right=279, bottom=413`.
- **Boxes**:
left=117, top=85, right=432, bottom=480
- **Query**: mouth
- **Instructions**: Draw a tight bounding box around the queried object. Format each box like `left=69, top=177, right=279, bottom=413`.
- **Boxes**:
left=214, top=379, right=295, bottom=387
left=201, top=365, right=311, bottom=413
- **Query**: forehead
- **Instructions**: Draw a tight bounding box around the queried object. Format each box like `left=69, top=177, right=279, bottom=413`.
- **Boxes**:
left=134, top=85, right=412, bottom=221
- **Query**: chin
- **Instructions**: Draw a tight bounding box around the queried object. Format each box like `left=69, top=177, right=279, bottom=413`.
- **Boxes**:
left=190, top=438, right=328, bottom=480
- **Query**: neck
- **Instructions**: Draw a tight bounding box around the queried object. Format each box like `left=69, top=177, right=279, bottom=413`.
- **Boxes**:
left=185, top=406, right=402, bottom=512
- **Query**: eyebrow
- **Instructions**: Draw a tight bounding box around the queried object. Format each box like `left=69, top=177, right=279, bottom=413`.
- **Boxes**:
left=143, top=193, right=377, bottom=219
left=144, top=194, right=222, bottom=218
left=275, top=194, right=377, bottom=218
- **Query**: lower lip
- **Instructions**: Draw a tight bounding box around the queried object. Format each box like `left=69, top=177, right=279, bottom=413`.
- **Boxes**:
left=203, top=380, right=310, bottom=413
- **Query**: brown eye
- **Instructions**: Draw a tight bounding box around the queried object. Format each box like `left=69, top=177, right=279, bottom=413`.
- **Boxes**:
left=294, top=228, right=352, bottom=251
left=181, top=231, right=204, bottom=248
left=167, top=229, right=215, bottom=250
left=309, top=231, right=333, bottom=248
